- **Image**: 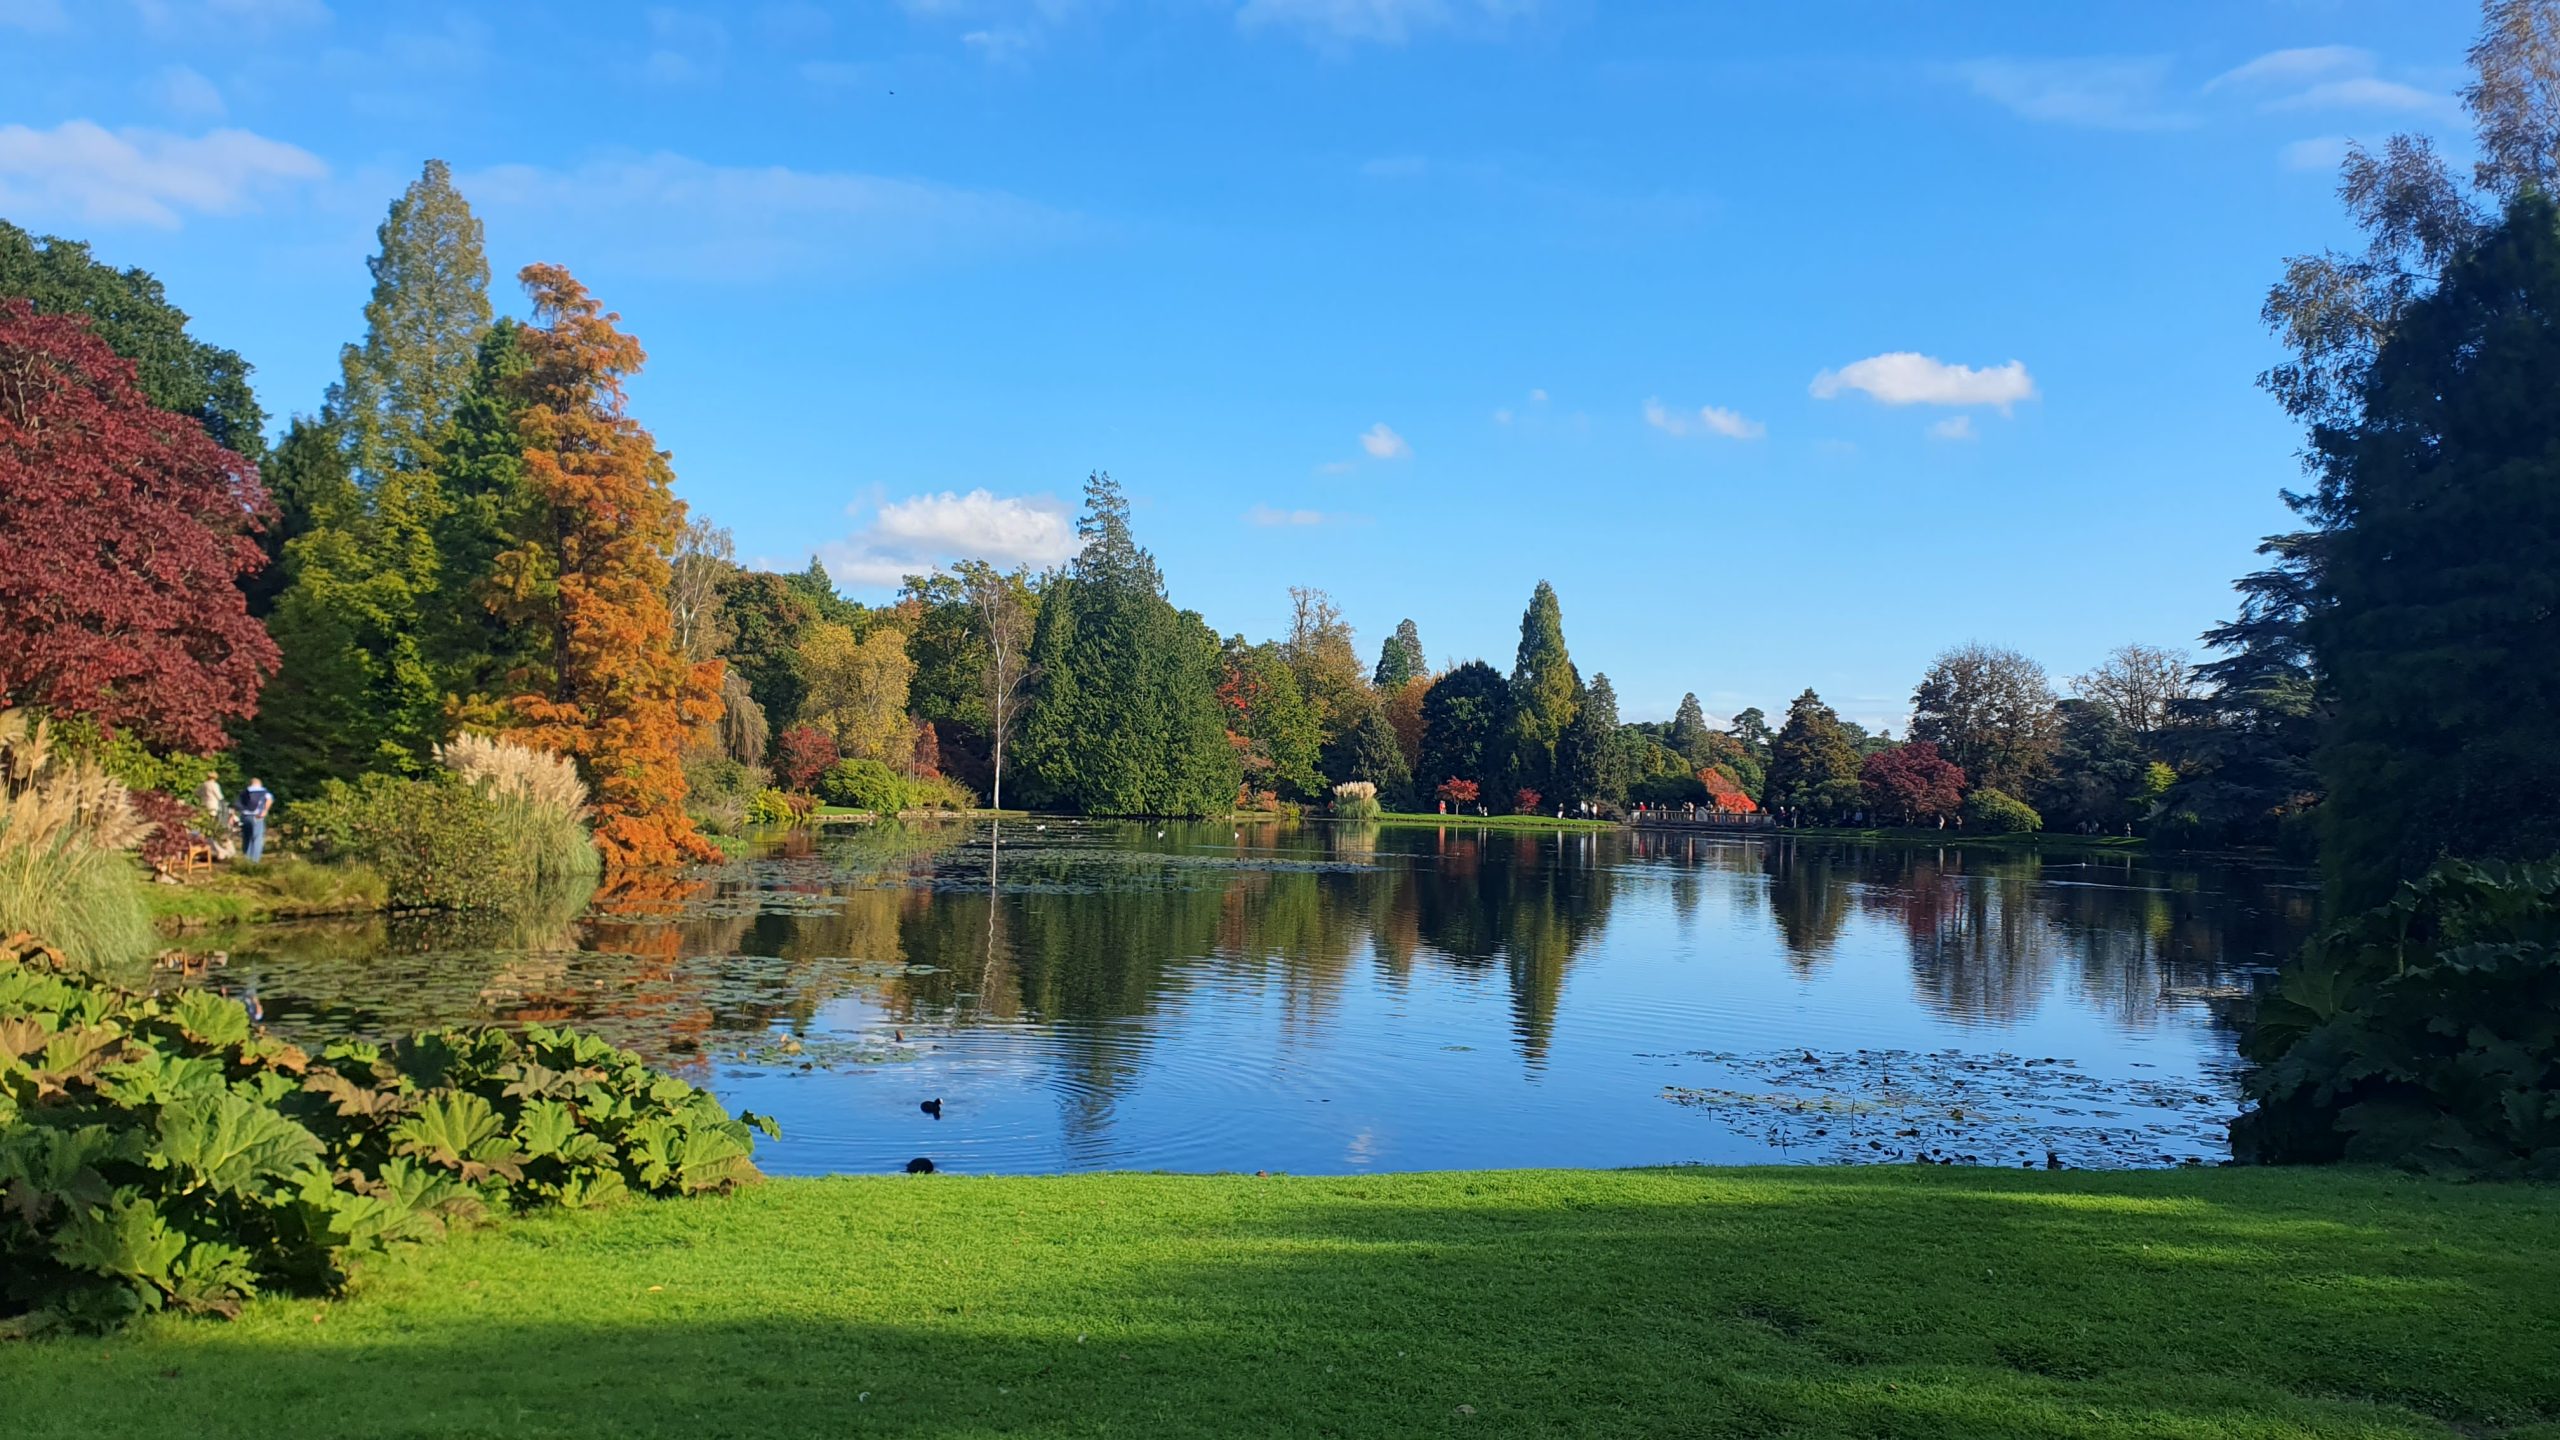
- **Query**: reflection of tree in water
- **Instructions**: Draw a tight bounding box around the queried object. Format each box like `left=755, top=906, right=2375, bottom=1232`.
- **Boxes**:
left=1764, top=840, right=1857, bottom=974
left=1394, top=829, right=1616, bottom=1066
left=1886, top=853, right=2060, bottom=1025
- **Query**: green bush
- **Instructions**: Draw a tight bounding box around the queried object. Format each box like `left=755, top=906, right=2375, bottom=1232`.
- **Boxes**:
left=289, top=776, right=514, bottom=910
left=818, top=759, right=908, bottom=814
left=908, top=775, right=978, bottom=812
left=2233, top=857, right=2560, bottom=1175
left=1963, top=788, right=2042, bottom=834
left=0, top=935, right=776, bottom=1334
left=744, top=788, right=804, bottom=826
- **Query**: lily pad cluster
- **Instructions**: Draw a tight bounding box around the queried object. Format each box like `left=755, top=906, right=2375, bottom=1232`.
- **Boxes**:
left=1659, top=1046, right=2237, bottom=1168
left=0, top=934, right=777, bottom=1333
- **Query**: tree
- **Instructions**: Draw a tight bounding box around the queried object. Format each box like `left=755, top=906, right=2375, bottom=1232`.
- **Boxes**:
left=720, top=571, right=815, bottom=737
left=960, top=560, right=1037, bottom=812
left=801, top=621, right=914, bottom=765
left=426, top=318, right=541, bottom=710
left=1284, top=585, right=1369, bottom=757
left=1727, top=706, right=1774, bottom=776
left=1372, top=618, right=1425, bottom=690
left=2073, top=643, right=2195, bottom=750
left=0, top=301, right=279, bottom=752
left=1860, top=741, right=1965, bottom=826
left=669, top=520, right=734, bottom=662
left=2039, top=700, right=2153, bottom=833
left=1015, top=473, right=1238, bottom=816
left=1555, top=672, right=1627, bottom=811
left=1505, top=580, right=1580, bottom=801
left=1219, top=637, right=1322, bottom=800
left=1909, top=642, right=2061, bottom=798
left=2159, top=530, right=2326, bottom=851
left=327, top=158, right=491, bottom=498
left=1693, top=729, right=1764, bottom=799
left=1381, top=674, right=1430, bottom=773
left=2310, top=189, right=2560, bottom=907
left=774, top=724, right=837, bottom=792
left=1327, top=704, right=1411, bottom=798
left=1765, top=689, right=1863, bottom=820
left=1419, top=660, right=1507, bottom=800
left=0, top=220, right=266, bottom=462
left=500, top=264, right=721, bottom=866
left=1667, top=692, right=1708, bottom=759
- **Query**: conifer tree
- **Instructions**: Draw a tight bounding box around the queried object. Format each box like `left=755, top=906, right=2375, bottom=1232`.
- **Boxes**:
left=1504, top=580, right=1580, bottom=802
left=1765, top=689, right=1864, bottom=819
left=1667, top=692, right=1708, bottom=759
left=501, top=264, right=722, bottom=865
left=1372, top=618, right=1425, bottom=690
left=1556, top=672, right=1625, bottom=810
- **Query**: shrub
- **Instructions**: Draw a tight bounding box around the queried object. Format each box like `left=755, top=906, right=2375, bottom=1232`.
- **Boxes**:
left=1436, top=778, right=1480, bottom=808
left=289, top=776, right=516, bottom=911
left=1514, top=788, right=1542, bottom=815
left=0, top=710, right=153, bottom=975
left=1963, top=788, right=2042, bottom=834
left=1332, top=780, right=1382, bottom=821
left=907, top=774, right=978, bottom=812
left=744, top=787, right=805, bottom=826
left=0, top=935, right=776, bottom=1333
left=2233, top=857, right=2560, bottom=1175
left=819, top=758, right=908, bottom=814
left=774, top=725, right=838, bottom=793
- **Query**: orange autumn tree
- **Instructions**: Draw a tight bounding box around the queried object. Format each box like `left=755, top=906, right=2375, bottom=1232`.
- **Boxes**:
left=502, top=263, right=721, bottom=865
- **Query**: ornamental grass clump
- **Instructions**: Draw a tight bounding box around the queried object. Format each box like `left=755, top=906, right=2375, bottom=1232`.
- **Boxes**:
left=436, top=733, right=601, bottom=889
left=0, top=710, right=153, bottom=975
left=1332, top=780, right=1382, bottom=821
left=0, top=933, right=777, bottom=1334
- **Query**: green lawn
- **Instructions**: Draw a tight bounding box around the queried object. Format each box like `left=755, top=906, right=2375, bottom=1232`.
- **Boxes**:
left=6, top=1166, right=2554, bottom=1438
left=139, top=856, right=389, bottom=930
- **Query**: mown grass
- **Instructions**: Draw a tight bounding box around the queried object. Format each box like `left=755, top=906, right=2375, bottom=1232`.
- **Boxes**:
left=8, top=1166, right=2551, bottom=1439
left=141, top=857, right=389, bottom=930
left=1368, top=811, right=1619, bottom=833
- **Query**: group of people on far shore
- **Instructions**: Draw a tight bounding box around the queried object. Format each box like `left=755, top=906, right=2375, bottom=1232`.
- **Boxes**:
left=193, top=773, right=274, bottom=863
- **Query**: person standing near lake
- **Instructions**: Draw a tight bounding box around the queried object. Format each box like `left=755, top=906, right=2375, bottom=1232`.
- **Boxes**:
left=197, top=771, right=235, bottom=859
left=239, top=777, right=273, bottom=863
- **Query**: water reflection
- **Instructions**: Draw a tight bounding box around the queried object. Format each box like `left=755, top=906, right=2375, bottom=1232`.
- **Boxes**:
left=164, top=820, right=2312, bottom=1175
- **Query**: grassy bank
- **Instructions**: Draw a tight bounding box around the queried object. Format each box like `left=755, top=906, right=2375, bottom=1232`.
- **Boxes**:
left=1369, top=811, right=1619, bottom=833
left=139, top=857, right=389, bottom=930
left=7, top=1166, right=2552, bottom=1439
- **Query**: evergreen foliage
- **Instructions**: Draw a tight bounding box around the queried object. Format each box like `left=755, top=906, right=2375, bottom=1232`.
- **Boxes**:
left=1504, top=581, right=1580, bottom=801
left=1418, top=661, right=1508, bottom=801
left=1555, top=672, right=1626, bottom=811
left=1372, top=618, right=1425, bottom=690
left=1765, top=690, right=1864, bottom=820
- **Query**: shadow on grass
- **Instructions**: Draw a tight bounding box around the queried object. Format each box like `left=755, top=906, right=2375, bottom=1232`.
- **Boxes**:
left=8, top=1167, right=2556, bottom=1439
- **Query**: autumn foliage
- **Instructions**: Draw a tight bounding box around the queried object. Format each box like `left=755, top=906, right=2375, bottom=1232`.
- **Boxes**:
left=1699, top=767, right=1759, bottom=814
left=774, top=725, right=837, bottom=792
left=1437, top=778, right=1479, bottom=807
left=0, top=301, right=279, bottom=751
left=498, top=266, right=721, bottom=866
left=1860, top=740, right=1967, bottom=826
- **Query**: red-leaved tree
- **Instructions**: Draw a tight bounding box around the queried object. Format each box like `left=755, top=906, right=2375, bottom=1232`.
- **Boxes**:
left=0, top=300, right=278, bottom=751
left=775, top=724, right=837, bottom=792
left=1437, top=777, right=1479, bottom=807
left=1860, top=740, right=1966, bottom=826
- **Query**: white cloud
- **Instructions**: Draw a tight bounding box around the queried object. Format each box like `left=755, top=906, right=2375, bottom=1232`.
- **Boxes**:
left=0, top=0, right=66, bottom=31
left=1644, top=398, right=1765, bottom=440
left=963, top=27, right=1035, bottom=61
left=2281, top=135, right=2350, bottom=173
left=2204, top=45, right=2366, bottom=93
left=1928, top=414, right=1977, bottom=442
left=1314, top=459, right=1357, bottom=475
left=1491, top=407, right=1513, bottom=426
left=1247, top=504, right=1332, bottom=527
left=210, top=0, right=328, bottom=19
left=1810, top=352, right=2038, bottom=411
left=461, top=153, right=1078, bottom=279
left=1528, top=387, right=1548, bottom=404
left=2266, top=77, right=2449, bottom=114
left=643, top=7, right=728, bottom=84
left=821, top=489, right=1077, bottom=589
left=1949, top=56, right=2194, bottom=131
left=1360, top=422, right=1411, bottom=459
left=1237, top=0, right=1533, bottom=46
left=0, top=121, right=324, bottom=228
left=154, top=65, right=226, bottom=121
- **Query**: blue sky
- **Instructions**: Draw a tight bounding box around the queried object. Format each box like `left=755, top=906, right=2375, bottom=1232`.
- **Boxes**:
left=0, top=0, right=2475, bottom=729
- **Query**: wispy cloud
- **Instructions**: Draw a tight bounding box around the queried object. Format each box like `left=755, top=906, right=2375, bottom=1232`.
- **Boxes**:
left=1927, top=414, right=1977, bottom=442
left=2207, top=45, right=2455, bottom=119
left=642, top=7, right=728, bottom=85
left=821, top=489, right=1077, bottom=589
left=1948, top=56, right=2194, bottom=131
left=2203, top=45, right=2366, bottom=93
left=1237, top=0, right=1535, bottom=47
left=2265, top=76, right=2450, bottom=114
left=0, top=121, right=325, bottom=227
left=462, top=153, right=1081, bottom=279
left=153, top=64, right=226, bottom=121
left=1360, top=422, right=1411, bottom=459
left=2281, top=135, right=2350, bottom=172
left=1246, top=504, right=1355, bottom=527
left=0, top=0, right=67, bottom=32
left=1644, top=397, right=1765, bottom=440
left=1811, top=353, right=2037, bottom=412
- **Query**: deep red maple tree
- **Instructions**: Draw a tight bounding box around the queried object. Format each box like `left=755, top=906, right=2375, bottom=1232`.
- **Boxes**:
left=0, top=300, right=278, bottom=752
left=1860, top=740, right=1967, bottom=825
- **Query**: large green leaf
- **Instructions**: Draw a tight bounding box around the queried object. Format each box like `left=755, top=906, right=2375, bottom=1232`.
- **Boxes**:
left=52, top=1194, right=185, bottom=1290
left=155, top=1094, right=324, bottom=1197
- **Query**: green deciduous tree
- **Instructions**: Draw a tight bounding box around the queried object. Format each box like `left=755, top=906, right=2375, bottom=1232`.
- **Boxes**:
left=1220, top=637, right=1322, bottom=801
left=1909, top=642, right=2060, bottom=798
left=1418, top=661, right=1507, bottom=801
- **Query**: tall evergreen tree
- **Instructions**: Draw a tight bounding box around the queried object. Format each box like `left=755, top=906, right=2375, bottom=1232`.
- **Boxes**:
left=1765, top=689, right=1863, bottom=819
left=1504, top=580, right=1580, bottom=801
left=1667, top=691, right=1708, bottom=760
left=1016, top=473, right=1238, bottom=816
left=1324, top=702, right=1411, bottom=799
left=2311, top=189, right=2560, bottom=907
left=328, top=159, right=492, bottom=502
left=428, top=319, right=540, bottom=709
left=1556, top=672, right=1626, bottom=810
left=1372, top=618, right=1425, bottom=690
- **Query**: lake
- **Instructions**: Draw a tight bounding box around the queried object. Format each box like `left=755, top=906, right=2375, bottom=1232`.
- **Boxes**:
left=161, top=820, right=2317, bottom=1176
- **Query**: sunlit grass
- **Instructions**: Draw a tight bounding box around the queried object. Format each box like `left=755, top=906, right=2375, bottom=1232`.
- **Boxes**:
left=6, top=1165, right=2553, bottom=1438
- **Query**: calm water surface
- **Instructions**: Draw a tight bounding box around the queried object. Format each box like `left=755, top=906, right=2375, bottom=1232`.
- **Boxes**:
left=168, top=821, right=2315, bottom=1176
